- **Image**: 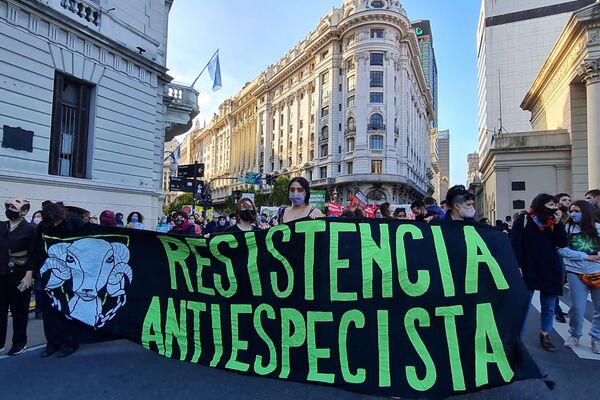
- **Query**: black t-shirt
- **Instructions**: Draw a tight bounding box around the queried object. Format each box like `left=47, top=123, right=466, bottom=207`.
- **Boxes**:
left=0, top=219, right=37, bottom=275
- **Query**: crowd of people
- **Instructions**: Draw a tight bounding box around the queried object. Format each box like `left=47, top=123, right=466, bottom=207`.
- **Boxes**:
left=1, top=180, right=599, bottom=359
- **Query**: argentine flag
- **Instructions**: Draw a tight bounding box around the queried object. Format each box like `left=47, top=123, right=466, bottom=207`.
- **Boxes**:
left=208, top=52, right=222, bottom=92
left=170, top=144, right=181, bottom=165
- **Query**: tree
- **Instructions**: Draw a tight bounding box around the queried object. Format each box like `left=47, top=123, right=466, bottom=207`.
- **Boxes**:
left=269, top=176, right=290, bottom=207
left=165, top=193, right=193, bottom=215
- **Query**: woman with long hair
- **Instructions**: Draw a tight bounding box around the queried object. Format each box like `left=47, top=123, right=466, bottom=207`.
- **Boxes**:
left=511, top=194, right=568, bottom=351
left=126, top=211, right=144, bottom=230
left=226, top=198, right=260, bottom=233
left=277, top=177, right=323, bottom=223
left=558, top=200, right=600, bottom=353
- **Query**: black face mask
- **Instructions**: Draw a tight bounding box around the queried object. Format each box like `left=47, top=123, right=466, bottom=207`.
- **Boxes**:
left=240, top=210, right=255, bottom=221
left=5, top=209, right=20, bottom=220
left=559, top=205, right=569, bottom=213
left=543, top=207, right=557, bottom=217
left=174, top=219, right=184, bottom=226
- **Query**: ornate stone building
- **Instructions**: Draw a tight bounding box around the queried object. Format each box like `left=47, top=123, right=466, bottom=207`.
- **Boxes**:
left=188, top=0, right=435, bottom=205
left=477, top=1, right=600, bottom=221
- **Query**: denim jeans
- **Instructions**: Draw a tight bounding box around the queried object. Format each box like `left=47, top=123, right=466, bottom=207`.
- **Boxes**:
left=566, top=272, right=600, bottom=341
left=521, top=290, right=557, bottom=336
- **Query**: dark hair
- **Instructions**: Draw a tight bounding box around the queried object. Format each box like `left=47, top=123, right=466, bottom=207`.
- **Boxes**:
left=445, top=185, right=475, bottom=208
left=393, top=207, right=406, bottom=217
left=411, top=200, right=425, bottom=210
left=423, top=197, right=436, bottom=206
left=556, top=193, right=571, bottom=199
left=380, top=202, right=392, bottom=217
left=354, top=208, right=364, bottom=218
left=235, top=197, right=257, bottom=222
left=586, top=189, right=600, bottom=198
left=568, top=200, right=600, bottom=246
left=115, top=212, right=124, bottom=220
left=341, top=210, right=355, bottom=218
left=127, top=211, right=144, bottom=224
left=30, top=210, right=42, bottom=223
left=41, top=202, right=66, bottom=226
left=174, top=210, right=189, bottom=220
left=530, top=193, right=557, bottom=222
left=494, top=219, right=503, bottom=228
left=440, top=200, right=447, bottom=206
left=288, top=177, right=311, bottom=205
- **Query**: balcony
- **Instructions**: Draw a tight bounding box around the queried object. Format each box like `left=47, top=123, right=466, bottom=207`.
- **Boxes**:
left=319, top=134, right=329, bottom=143
left=345, top=127, right=356, bottom=136
left=59, top=0, right=101, bottom=26
left=367, top=124, right=386, bottom=132
left=164, top=83, right=200, bottom=141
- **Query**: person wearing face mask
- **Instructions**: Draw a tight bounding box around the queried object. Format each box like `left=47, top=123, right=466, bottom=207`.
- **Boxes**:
left=215, top=216, right=229, bottom=233
left=29, top=210, right=43, bottom=319
left=170, top=211, right=196, bottom=235
left=511, top=194, right=568, bottom=351
left=156, top=216, right=171, bottom=233
left=226, top=198, right=260, bottom=233
left=444, top=185, right=477, bottom=222
left=30, top=211, right=42, bottom=226
left=188, top=215, right=202, bottom=235
left=0, top=199, right=37, bottom=355
left=558, top=200, right=600, bottom=353
left=278, top=177, right=324, bottom=224
left=126, top=211, right=144, bottom=230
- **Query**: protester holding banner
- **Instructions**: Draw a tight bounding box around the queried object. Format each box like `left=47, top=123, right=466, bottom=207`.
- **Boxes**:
left=226, top=198, right=260, bottom=233
left=126, top=211, right=144, bottom=230
left=444, top=185, right=477, bottom=221
left=278, top=177, right=323, bottom=223
left=0, top=199, right=36, bottom=356
left=169, top=211, right=196, bottom=235
left=511, top=194, right=568, bottom=351
left=558, top=200, right=600, bottom=353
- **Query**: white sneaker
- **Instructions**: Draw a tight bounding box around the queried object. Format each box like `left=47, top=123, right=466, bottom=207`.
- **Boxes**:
left=592, top=340, right=600, bottom=354
left=564, top=336, right=580, bottom=348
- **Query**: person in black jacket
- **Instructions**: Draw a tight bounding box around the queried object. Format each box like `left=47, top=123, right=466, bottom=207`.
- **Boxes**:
left=0, top=199, right=37, bottom=356
left=169, top=211, right=197, bottom=235
left=443, top=185, right=477, bottom=222
left=511, top=193, right=568, bottom=351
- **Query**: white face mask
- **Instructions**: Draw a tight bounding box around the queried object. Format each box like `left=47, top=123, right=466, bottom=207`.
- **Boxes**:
left=459, top=205, right=476, bottom=219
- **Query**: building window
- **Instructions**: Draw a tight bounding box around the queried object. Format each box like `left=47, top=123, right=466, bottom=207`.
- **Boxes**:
left=371, top=160, right=382, bottom=174
left=321, top=50, right=328, bottom=61
left=513, top=200, right=526, bottom=210
left=347, top=95, right=355, bottom=108
left=49, top=72, right=93, bottom=178
left=321, top=72, right=329, bottom=85
left=370, top=71, right=383, bottom=87
left=369, top=113, right=384, bottom=130
left=320, top=144, right=328, bottom=158
left=320, top=166, right=327, bottom=179
left=321, top=106, right=329, bottom=118
left=347, top=75, right=356, bottom=92
left=320, top=126, right=329, bottom=141
left=371, top=0, right=385, bottom=8
left=512, top=181, right=526, bottom=191
left=370, top=53, right=384, bottom=66
left=370, top=28, right=384, bottom=39
left=370, top=135, right=384, bottom=150
left=347, top=59, right=355, bottom=71
left=370, top=92, right=384, bottom=103
left=347, top=117, right=356, bottom=132
left=347, top=137, right=355, bottom=152
left=347, top=162, right=353, bottom=175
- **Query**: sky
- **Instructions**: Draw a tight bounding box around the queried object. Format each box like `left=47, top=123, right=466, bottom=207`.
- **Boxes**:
left=167, top=0, right=481, bottom=187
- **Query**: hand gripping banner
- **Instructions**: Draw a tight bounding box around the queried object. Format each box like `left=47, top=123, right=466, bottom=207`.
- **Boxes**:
left=38, top=219, right=542, bottom=399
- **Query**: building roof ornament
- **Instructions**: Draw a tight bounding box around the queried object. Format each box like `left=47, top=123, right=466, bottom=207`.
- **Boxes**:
left=578, top=58, right=600, bottom=85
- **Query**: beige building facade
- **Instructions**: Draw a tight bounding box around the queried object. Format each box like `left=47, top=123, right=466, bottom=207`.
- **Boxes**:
left=477, top=1, right=600, bottom=221
left=186, top=0, right=436, bottom=205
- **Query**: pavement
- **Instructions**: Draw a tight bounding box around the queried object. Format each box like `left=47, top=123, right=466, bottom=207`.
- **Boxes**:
left=0, top=287, right=598, bottom=400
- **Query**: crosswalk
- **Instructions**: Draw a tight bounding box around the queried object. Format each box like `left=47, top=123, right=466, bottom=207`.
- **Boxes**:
left=531, top=291, right=600, bottom=361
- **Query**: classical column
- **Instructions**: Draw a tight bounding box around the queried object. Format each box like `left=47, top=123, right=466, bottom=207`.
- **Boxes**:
left=579, top=58, right=600, bottom=189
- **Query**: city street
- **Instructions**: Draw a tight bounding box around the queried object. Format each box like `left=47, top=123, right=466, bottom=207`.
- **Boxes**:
left=1, top=287, right=598, bottom=400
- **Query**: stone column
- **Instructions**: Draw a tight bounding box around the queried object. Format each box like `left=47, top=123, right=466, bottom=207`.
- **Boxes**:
left=580, top=58, right=600, bottom=189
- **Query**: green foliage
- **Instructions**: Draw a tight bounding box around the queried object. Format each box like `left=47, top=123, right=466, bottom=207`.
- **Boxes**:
left=165, top=193, right=193, bottom=215
left=269, top=176, right=290, bottom=207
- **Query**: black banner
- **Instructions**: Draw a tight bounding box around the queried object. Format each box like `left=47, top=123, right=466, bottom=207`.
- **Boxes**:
left=38, top=219, right=542, bottom=398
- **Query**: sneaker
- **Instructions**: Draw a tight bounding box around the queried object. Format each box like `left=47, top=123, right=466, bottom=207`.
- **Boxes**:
left=540, top=333, right=556, bottom=352
left=41, top=343, right=60, bottom=358
left=555, top=312, right=567, bottom=323
left=0, top=346, right=5, bottom=353
left=564, top=336, right=579, bottom=348
left=592, top=340, right=600, bottom=354
left=56, top=345, right=78, bottom=358
left=7, top=344, right=27, bottom=356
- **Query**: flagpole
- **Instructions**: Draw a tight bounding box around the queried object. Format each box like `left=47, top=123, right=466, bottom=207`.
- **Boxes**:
left=191, top=49, right=219, bottom=88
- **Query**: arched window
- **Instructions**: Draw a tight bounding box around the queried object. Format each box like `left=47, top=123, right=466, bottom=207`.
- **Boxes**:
left=347, top=117, right=356, bottom=133
left=371, top=1, right=385, bottom=9
left=320, top=126, right=329, bottom=141
left=369, top=113, right=384, bottom=130
left=367, top=189, right=386, bottom=201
